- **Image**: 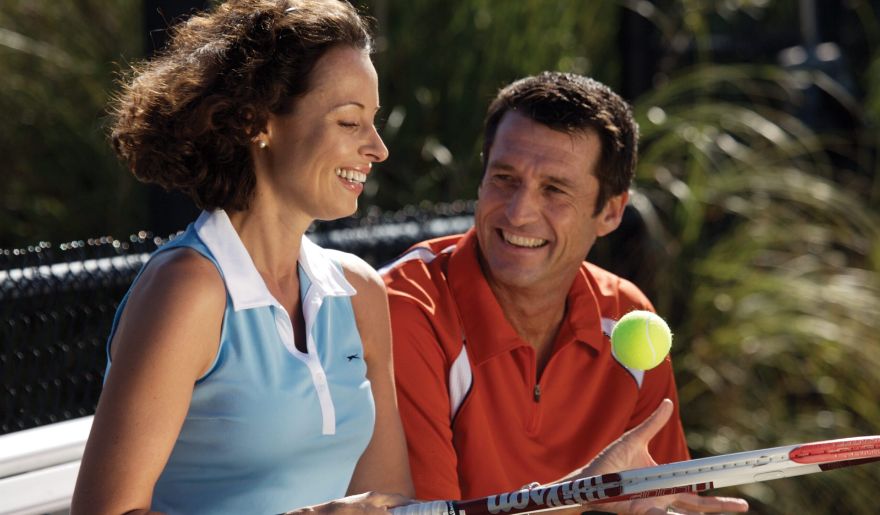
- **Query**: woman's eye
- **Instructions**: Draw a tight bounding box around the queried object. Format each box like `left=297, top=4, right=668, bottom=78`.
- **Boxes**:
left=339, top=121, right=360, bottom=129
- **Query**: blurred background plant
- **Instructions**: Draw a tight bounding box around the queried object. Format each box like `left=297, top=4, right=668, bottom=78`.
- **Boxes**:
left=2, top=0, right=879, bottom=512
left=604, top=1, right=880, bottom=513
left=0, top=0, right=143, bottom=248
left=369, top=0, right=621, bottom=208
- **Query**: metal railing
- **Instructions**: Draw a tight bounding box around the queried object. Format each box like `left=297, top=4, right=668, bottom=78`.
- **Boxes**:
left=0, top=416, right=91, bottom=515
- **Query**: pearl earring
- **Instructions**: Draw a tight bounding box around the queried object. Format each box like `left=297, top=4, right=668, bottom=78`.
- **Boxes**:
left=258, top=140, right=268, bottom=149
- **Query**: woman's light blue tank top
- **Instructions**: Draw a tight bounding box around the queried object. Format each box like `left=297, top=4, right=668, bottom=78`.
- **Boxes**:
left=105, top=210, right=375, bottom=515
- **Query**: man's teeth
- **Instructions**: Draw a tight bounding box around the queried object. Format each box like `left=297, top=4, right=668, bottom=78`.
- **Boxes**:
left=335, top=168, right=367, bottom=184
left=503, top=231, right=547, bottom=248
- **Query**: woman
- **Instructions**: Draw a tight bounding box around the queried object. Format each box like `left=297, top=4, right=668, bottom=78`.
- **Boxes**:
left=72, top=1, right=412, bottom=513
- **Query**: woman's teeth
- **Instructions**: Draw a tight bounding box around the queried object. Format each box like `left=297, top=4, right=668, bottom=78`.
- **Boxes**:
left=335, top=168, right=366, bottom=184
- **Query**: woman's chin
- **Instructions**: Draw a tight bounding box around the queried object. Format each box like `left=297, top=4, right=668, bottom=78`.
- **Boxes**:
left=319, top=203, right=359, bottom=222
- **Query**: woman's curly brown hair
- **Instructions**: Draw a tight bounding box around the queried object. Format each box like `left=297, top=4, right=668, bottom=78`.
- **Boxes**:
left=109, top=0, right=372, bottom=211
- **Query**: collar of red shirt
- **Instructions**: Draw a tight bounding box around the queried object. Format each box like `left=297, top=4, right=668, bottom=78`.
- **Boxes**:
left=445, top=228, right=606, bottom=366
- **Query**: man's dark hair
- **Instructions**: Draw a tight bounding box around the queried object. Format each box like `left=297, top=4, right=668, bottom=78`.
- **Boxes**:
left=482, top=72, right=638, bottom=214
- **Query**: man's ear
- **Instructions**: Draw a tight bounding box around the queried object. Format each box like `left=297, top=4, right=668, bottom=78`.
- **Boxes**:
left=596, top=190, right=629, bottom=237
left=476, top=169, right=486, bottom=198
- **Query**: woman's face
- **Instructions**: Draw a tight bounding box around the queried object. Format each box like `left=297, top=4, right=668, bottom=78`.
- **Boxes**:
left=254, top=45, right=388, bottom=222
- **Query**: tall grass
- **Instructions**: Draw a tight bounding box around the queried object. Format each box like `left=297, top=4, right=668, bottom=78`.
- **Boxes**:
left=631, top=61, right=880, bottom=514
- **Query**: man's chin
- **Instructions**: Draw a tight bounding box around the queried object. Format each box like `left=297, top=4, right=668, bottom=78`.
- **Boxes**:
left=484, top=265, right=543, bottom=291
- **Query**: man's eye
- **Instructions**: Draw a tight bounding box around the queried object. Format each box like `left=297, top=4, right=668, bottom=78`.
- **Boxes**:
left=339, top=121, right=360, bottom=128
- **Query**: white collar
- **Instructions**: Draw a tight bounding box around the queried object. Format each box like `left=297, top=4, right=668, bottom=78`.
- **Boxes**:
left=194, top=210, right=356, bottom=312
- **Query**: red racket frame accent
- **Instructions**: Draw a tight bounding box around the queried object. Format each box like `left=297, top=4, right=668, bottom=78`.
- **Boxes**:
left=789, top=437, right=880, bottom=464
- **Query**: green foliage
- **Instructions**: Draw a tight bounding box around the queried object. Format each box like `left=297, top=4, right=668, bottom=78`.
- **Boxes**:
left=363, top=0, right=620, bottom=210
left=0, top=0, right=144, bottom=248
left=625, top=4, right=880, bottom=512
left=856, top=2, right=880, bottom=205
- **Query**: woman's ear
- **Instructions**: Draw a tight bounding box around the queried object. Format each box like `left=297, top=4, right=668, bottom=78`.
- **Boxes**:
left=252, top=124, right=271, bottom=149
left=252, top=112, right=276, bottom=150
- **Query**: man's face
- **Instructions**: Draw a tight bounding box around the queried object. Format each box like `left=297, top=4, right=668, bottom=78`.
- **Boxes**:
left=475, top=111, right=627, bottom=293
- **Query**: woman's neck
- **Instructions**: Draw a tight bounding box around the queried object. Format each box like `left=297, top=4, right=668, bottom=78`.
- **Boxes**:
left=226, top=201, right=310, bottom=282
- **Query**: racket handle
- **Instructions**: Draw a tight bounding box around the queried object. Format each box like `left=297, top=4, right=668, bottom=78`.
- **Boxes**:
left=391, top=500, right=455, bottom=515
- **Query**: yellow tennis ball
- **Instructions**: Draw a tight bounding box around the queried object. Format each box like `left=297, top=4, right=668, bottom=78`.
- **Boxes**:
left=611, top=310, right=672, bottom=371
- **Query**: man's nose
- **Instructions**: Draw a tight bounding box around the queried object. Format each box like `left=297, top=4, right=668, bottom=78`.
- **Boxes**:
left=504, top=185, right=540, bottom=226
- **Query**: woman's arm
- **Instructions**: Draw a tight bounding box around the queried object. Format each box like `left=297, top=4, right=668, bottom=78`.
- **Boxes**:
left=340, top=253, right=415, bottom=498
left=71, top=249, right=226, bottom=515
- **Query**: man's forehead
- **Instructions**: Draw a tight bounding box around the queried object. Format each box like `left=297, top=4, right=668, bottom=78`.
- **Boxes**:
left=490, top=113, right=598, bottom=171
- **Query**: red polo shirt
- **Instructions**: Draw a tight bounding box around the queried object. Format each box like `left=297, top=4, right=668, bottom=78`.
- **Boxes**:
left=383, top=229, right=690, bottom=500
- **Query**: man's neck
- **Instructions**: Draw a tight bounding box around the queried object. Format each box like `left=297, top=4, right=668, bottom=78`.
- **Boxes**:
left=488, top=279, right=571, bottom=378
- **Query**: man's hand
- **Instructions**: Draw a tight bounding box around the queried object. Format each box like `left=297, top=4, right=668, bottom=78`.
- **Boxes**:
left=579, top=399, right=750, bottom=514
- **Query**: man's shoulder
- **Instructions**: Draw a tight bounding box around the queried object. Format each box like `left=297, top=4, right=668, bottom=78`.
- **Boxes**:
left=379, top=233, right=466, bottom=310
left=380, top=233, right=463, bottom=283
left=381, top=234, right=468, bottom=359
left=579, top=261, right=653, bottom=312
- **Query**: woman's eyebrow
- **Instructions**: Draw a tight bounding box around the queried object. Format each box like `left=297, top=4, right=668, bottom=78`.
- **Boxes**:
left=330, top=101, right=365, bottom=110
left=329, top=101, right=382, bottom=113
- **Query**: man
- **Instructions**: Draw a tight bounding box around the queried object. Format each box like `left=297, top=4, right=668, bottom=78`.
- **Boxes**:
left=382, top=73, right=746, bottom=513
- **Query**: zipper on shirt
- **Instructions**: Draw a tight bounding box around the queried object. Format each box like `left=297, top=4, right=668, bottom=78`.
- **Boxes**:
left=525, top=350, right=542, bottom=434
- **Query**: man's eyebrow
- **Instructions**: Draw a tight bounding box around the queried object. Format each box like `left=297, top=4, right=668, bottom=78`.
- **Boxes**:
left=487, top=160, right=516, bottom=172
left=545, top=175, right=576, bottom=189
left=488, top=160, right=578, bottom=187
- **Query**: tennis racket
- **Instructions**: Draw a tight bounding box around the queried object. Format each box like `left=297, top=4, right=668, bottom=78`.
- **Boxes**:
left=391, top=435, right=880, bottom=515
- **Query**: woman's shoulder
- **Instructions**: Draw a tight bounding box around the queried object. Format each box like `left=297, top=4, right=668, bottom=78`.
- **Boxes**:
left=320, top=249, right=390, bottom=363
left=133, top=247, right=227, bottom=314
left=322, top=247, right=385, bottom=297
left=108, top=247, right=226, bottom=372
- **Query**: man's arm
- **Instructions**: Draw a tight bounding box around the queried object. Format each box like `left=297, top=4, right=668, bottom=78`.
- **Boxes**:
left=631, top=356, right=691, bottom=463
left=389, top=296, right=463, bottom=500
left=613, top=278, right=690, bottom=463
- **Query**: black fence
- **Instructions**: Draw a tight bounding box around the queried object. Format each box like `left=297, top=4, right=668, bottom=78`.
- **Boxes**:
left=1, top=199, right=657, bottom=436
left=0, top=202, right=475, bottom=435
